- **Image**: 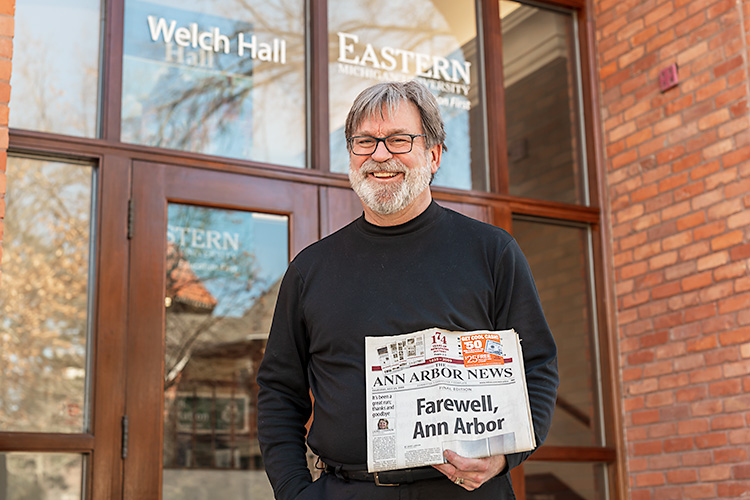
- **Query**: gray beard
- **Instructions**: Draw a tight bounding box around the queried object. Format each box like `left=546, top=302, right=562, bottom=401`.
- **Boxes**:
left=348, top=156, right=432, bottom=216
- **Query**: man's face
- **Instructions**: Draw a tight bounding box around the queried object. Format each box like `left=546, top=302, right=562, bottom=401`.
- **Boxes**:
left=348, top=101, right=441, bottom=218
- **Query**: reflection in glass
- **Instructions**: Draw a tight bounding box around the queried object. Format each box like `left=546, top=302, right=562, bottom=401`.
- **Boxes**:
left=512, top=218, right=600, bottom=446
left=524, top=461, right=609, bottom=500
left=162, top=204, right=288, bottom=499
left=501, top=1, right=587, bottom=204
left=328, top=0, right=488, bottom=190
left=0, top=157, right=95, bottom=433
left=10, top=0, right=100, bottom=137
left=121, top=0, right=306, bottom=167
left=0, top=453, right=85, bottom=500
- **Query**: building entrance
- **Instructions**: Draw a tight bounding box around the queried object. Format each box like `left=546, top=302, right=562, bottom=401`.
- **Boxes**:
left=124, top=162, right=319, bottom=499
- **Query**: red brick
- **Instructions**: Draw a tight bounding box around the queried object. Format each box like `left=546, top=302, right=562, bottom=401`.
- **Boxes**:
left=714, top=261, right=747, bottom=280
left=718, top=328, right=750, bottom=346
left=705, top=345, right=740, bottom=365
left=681, top=271, right=712, bottom=291
left=698, top=108, right=731, bottom=130
left=636, top=472, right=666, bottom=487
left=696, top=251, right=728, bottom=270
left=628, top=349, right=656, bottom=365
left=686, top=334, right=718, bottom=351
left=724, top=177, right=750, bottom=198
left=693, top=220, right=725, bottom=241
left=654, top=335, right=686, bottom=357
left=728, top=428, right=750, bottom=444
left=672, top=151, right=702, bottom=171
left=632, top=409, right=660, bottom=425
left=714, top=448, right=747, bottom=464
left=676, top=212, right=706, bottom=231
left=729, top=244, right=750, bottom=260
left=711, top=414, right=746, bottom=430
left=719, top=293, right=750, bottom=314
left=664, top=437, right=695, bottom=452
left=666, top=468, right=698, bottom=484
left=649, top=452, right=681, bottom=468
left=717, top=482, right=750, bottom=498
left=682, top=483, right=716, bottom=499
left=646, top=391, right=675, bottom=407
left=723, top=359, right=750, bottom=377
left=633, top=440, right=663, bottom=455
left=652, top=282, right=682, bottom=299
left=732, top=463, right=750, bottom=477
left=644, top=359, right=672, bottom=377
left=681, top=450, right=713, bottom=467
left=678, top=418, right=709, bottom=435
left=688, top=365, right=722, bottom=383
left=659, top=371, right=689, bottom=390
left=676, top=386, right=706, bottom=402
left=700, top=464, right=732, bottom=482
left=708, top=379, right=742, bottom=397
left=695, top=432, right=728, bottom=448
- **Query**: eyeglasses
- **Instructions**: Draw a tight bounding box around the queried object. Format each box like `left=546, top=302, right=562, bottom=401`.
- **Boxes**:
left=347, top=133, right=426, bottom=156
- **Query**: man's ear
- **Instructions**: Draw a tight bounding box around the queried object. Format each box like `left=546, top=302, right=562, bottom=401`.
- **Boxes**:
left=429, top=144, right=443, bottom=174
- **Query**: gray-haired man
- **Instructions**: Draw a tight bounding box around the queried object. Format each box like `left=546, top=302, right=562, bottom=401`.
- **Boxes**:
left=257, top=81, right=558, bottom=499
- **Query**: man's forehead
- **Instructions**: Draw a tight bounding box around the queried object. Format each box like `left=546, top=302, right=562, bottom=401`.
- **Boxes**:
left=354, top=101, right=421, bottom=134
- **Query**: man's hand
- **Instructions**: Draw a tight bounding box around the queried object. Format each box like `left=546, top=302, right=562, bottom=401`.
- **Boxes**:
left=432, top=450, right=507, bottom=491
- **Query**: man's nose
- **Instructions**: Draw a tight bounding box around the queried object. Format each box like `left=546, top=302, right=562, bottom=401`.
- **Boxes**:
left=370, top=140, right=393, bottom=162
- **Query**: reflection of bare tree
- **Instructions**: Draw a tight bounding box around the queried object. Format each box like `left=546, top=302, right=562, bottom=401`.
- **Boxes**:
left=0, top=158, right=92, bottom=435
left=11, top=16, right=97, bottom=136
left=163, top=206, right=261, bottom=390
left=0, top=157, right=92, bottom=496
left=124, top=0, right=305, bottom=162
left=161, top=207, right=283, bottom=475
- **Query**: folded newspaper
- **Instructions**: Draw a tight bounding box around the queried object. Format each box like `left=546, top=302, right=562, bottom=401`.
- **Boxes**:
left=365, top=328, right=535, bottom=472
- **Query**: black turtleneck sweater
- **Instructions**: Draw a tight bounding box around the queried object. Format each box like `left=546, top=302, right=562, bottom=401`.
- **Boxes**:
left=257, top=201, right=558, bottom=500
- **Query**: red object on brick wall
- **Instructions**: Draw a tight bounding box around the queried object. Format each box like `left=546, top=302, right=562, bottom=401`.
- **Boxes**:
left=658, top=64, right=679, bottom=92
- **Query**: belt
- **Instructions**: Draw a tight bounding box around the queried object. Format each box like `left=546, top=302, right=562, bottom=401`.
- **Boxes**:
left=324, top=464, right=444, bottom=486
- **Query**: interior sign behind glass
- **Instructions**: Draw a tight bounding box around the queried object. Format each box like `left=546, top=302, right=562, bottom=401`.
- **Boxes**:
left=147, top=16, right=287, bottom=64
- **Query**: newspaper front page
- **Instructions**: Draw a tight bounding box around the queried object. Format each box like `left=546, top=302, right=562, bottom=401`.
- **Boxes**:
left=365, top=328, right=535, bottom=472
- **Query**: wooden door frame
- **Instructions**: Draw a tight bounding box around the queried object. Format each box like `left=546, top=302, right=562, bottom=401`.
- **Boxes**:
left=124, top=161, right=319, bottom=499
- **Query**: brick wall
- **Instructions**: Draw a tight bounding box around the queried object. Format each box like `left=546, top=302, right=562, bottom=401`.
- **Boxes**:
left=0, top=0, right=13, bottom=279
left=595, top=0, right=750, bottom=499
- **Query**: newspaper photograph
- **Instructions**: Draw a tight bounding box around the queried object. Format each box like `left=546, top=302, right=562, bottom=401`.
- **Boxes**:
left=365, top=328, right=536, bottom=472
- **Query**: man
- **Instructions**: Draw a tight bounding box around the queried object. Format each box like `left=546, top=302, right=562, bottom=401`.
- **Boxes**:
left=257, top=81, right=558, bottom=499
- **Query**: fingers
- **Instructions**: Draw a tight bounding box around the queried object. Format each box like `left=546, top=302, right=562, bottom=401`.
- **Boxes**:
left=443, top=449, right=490, bottom=473
left=435, top=451, right=507, bottom=491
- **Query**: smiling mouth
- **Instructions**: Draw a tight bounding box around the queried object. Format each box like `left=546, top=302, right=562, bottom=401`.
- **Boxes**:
left=370, top=172, right=402, bottom=179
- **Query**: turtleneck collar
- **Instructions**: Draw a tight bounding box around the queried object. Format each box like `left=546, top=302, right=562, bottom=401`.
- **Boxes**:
left=355, top=200, right=444, bottom=237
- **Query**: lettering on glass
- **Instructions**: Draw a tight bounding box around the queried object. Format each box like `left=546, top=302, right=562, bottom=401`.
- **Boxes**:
left=147, top=16, right=288, bottom=64
left=336, top=31, right=472, bottom=110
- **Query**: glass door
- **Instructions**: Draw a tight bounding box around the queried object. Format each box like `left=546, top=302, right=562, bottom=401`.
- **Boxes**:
left=124, top=162, right=319, bottom=499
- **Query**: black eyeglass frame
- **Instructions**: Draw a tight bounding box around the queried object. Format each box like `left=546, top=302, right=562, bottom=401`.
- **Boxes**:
left=347, top=133, right=426, bottom=156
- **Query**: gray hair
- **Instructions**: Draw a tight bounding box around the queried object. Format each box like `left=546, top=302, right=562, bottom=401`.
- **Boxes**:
left=345, top=81, right=447, bottom=152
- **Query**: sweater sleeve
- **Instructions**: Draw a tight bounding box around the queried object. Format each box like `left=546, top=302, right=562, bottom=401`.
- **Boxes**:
left=257, top=264, right=314, bottom=500
left=494, top=239, right=559, bottom=471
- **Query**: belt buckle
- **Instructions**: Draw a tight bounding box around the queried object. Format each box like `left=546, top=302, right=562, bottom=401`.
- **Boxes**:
left=373, top=472, right=399, bottom=487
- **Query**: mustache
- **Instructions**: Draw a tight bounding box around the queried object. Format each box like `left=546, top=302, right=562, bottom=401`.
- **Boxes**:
left=359, top=158, right=407, bottom=174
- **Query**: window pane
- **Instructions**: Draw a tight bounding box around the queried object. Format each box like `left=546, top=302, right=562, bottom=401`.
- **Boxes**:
left=328, top=0, right=488, bottom=191
left=501, top=2, right=587, bottom=205
left=9, top=0, right=101, bottom=137
left=162, top=205, right=288, bottom=499
left=0, top=453, right=85, bottom=500
left=512, top=218, right=601, bottom=446
left=525, top=461, right=609, bottom=500
left=121, top=0, right=306, bottom=167
left=0, top=157, right=95, bottom=433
